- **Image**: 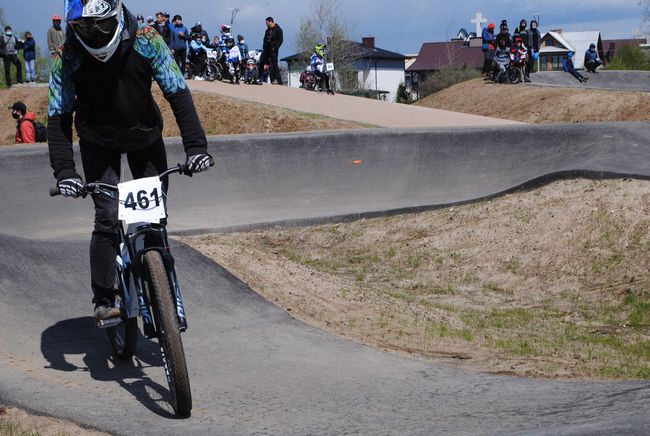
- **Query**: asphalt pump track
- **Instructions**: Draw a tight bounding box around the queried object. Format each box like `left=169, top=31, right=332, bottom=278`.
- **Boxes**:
left=0, top=122, right=649, bottom=435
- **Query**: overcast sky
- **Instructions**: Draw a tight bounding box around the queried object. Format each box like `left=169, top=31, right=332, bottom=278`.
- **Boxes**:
left=2, top=0, right=646, bottom=57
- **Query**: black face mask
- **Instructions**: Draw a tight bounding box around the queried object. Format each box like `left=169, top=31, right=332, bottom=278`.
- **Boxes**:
left=12, top=113, right=20, bottom=120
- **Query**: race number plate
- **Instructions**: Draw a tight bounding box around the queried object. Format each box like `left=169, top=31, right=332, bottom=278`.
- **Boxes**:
left=326, top=62, right=335, bottom=72
left=117, top=177, right=166, bottom=224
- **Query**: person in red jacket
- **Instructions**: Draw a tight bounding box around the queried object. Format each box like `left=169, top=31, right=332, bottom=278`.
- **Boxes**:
left=10, top=102, right=36, bottom=144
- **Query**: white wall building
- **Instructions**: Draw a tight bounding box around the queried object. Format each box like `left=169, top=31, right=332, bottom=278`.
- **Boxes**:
left=282, top=37, right=406, bottom=101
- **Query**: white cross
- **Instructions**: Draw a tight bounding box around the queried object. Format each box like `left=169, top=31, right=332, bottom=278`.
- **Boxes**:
left=471, top=12, right=487, bottom=35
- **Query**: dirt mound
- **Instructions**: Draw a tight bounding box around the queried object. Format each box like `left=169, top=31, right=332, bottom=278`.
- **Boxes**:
left=185, top=178, right=650, bottom=380
left=417, top=78, right=650, bottom=124
left=0, top=85, right=362, bottom=146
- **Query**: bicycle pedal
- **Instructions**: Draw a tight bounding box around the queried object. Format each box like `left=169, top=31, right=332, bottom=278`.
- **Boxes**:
left=96, top=317, right=123, bottom=329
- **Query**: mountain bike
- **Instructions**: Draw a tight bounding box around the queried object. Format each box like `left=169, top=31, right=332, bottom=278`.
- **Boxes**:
left=51, top=165, right=193, bottom=417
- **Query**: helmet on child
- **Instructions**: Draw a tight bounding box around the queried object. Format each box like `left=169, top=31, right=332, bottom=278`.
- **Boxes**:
left=225, top=37, right=235, bottom=48
left=64, top=0, right=124, bottom=62
left=220, top=24, right=231, bottom=34
left=314, top=44, right=326, bottom=57
left=514, top=36, right=523, bottom=45
left=53, top=14, right=62, bottom=21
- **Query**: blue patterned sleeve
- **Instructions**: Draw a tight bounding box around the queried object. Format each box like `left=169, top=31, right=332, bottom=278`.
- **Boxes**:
left=134, top=26, right=207, bottom=156
left=48, top=51, right=76, bottom=117
left=134, top=26, right=187, bottom=96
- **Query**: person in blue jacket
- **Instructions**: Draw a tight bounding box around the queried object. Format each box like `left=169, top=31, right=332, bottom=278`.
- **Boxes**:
left=562, top=51, right=588, bottom=83
left=22, top=31, right=37, bottom=83
left=584, top=43, right=602, bottom=73
left=170, top=14, right=190, bottom=70
left=481, top=22, right=495, bottom=75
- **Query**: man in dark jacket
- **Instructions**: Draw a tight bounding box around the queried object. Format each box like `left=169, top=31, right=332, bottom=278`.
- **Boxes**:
left=1, top=26, right=24, bottom=87
left=153, top=11, right=172, bottom=47
left=481, top=22, right=495, bottom=75
left=170, top=14, right=190, bottom=70
left=49, top=0, right=213, bottom=321
left=495, top=23, right=512, bottom=49
left=260, top=16, right=283, bottom=84
left=527, top=20, right=541, bottom=76
left=584, top=43, right=602, bottom=73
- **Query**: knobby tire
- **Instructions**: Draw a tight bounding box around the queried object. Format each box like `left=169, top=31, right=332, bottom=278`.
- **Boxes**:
left=144, top=251, right=192, bottom=417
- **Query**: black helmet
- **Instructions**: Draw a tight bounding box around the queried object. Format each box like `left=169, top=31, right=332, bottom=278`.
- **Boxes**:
left=65, top=0, right=124, bottom=61
left=225, top=37, right=235, bottom=48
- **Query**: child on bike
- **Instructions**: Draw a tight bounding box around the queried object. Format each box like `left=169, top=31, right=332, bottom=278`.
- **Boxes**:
left=225, top=37, right=241, bottom=84
left=49, top=0, right=213, bottom=322
left=510, top=36, right=529, bottom=82
left=310, top=44, right=333, bottom=94
left=492, top=37, right=510, bottom=83
left=189, top=32, right=207, bottom=80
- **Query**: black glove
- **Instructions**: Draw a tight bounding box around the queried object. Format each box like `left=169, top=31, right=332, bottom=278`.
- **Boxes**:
left=57, top=178, right=84, bottom=198
left=186, top=153, right=214, bottom=174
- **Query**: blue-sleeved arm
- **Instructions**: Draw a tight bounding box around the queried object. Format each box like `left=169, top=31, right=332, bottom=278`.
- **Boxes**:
left=134, top=26, right=207, bottom=156
left=47, top=49, right=80, bottom=181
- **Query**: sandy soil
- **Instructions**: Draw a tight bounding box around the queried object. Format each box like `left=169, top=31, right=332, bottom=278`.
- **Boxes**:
left=184, top=178, right=650, bottom=380
left=0, top=405, right=107, bottom=435
left=417, top=78, right=650, bottom=124
left=0, top=85, right=362, bottom=146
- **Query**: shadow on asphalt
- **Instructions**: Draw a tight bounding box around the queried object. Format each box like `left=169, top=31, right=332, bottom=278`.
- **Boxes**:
left=40, top=317, right=179, bottom=419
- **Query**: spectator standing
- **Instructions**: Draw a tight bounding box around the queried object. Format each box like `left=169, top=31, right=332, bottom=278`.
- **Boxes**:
left=481, top=22, right=496, bottom=76
left=153, top=12, right=172, bottom=48
left=9, top=102, right=36, bottom=144
left=47, top=15, right=65, bottom=56
left=527, top=20, right=541, bottom=75
left=22, top=32, right=37, bottom=83
left=1, top=26, right=24, bottom=87
left=563, top=51, right=588, bottom=83
left=260, top=17, right=283, bottom=85
left=170, top=15, right=190, bottom=71
left=584, top=43, right=602, bottom=73
left=495, top=23, right=512, bottom=49
left=513, top=20, right=529, bottom=48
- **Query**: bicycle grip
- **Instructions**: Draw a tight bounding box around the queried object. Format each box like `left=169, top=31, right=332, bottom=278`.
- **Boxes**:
left=50, top=187, right=61, bottom=197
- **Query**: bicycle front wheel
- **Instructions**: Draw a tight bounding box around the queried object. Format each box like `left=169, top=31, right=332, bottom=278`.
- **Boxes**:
left=144, top=251, right=192, bottom=417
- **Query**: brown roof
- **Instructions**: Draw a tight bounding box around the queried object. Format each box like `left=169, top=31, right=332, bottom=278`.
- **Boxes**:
left=407, top=41, right=484, bottom=72
left=602, top=38, right=647, bottom=62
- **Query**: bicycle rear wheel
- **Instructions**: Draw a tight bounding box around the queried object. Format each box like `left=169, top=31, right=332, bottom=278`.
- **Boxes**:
left=144, top=251, right=192, bottom=417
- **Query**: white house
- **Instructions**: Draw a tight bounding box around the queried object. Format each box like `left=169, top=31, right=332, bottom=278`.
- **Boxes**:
left=281, top=37, right=406, bottom=101
left=539, top=30, right=603, bottom=70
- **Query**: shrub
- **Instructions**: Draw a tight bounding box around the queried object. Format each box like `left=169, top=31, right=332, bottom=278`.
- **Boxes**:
left=607, top=44, right=650, bottom=70
left=417, top=66, right=482, bottom=99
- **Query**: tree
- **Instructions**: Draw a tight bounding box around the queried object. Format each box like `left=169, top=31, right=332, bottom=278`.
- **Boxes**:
left=294, top=0, right=362, bottom=91
left=641, top=0, right=650, bottom=41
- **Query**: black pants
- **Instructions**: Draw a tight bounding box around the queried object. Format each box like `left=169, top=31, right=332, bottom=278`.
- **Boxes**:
left=80, top=138, right=169, bottom=305
left=173, top=48, right=187, bottom=73
left=261, top=49, right=281, bottom=84
left=2, top=54, right=22, bottom=87
left=482, top=50, right=493, bottom=74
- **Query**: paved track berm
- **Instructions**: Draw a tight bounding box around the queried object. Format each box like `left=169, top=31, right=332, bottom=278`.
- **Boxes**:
left=1, top=122, right=649, bottom=435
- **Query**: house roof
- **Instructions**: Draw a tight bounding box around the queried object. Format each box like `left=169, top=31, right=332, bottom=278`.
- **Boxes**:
left=406, top=41, right=483, bottom=71
left=281, top=41, right=405, bottom=63
left=541, top=31, right=602, bottom=69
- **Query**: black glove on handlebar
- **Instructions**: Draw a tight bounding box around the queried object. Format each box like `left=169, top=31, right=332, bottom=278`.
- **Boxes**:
left=57, top=178, right=84, bottom=198
left=186, top=154, right=214, bottom=174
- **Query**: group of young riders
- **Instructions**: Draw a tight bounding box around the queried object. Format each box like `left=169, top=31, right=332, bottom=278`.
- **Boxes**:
left=482, top=19, right=541, bottom=83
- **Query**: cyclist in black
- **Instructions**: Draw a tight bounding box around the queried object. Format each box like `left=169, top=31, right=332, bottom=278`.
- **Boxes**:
left=48, top=0, right=213, bottom=322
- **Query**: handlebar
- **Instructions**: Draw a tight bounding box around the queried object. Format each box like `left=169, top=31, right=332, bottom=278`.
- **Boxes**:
left=50, top=164, right=190, bottom=197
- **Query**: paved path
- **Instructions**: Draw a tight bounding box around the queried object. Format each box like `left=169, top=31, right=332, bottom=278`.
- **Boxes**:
left=188, top=80, right=520, bottom=128
left=531, top=70, right=650, bottom=92
left=1, top=123, right=649, bottom=435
